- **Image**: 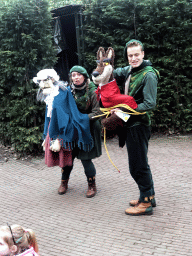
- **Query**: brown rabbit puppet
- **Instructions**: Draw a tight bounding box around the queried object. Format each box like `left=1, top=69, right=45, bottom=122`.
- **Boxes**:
left=92, top=47, right=137, bottom=130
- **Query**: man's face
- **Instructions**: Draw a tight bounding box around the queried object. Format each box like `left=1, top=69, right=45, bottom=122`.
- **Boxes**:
left=127, top=45, right=144, bottom=68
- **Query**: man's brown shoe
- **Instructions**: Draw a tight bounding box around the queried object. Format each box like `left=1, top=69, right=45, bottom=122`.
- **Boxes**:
left=129, top=198, right=156, bottom=207
left=86, top=183, right=97, bottom=198
left=58, top=180, right=69, bottom=195
left=125, top=202, right=153, bottom=216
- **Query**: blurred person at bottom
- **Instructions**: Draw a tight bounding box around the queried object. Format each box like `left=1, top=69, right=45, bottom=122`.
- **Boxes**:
left=0, top=224, right=39, bottom=256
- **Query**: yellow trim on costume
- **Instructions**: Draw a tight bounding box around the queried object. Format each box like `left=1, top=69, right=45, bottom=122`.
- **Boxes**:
left=103, top=127, right=120, bottom=173
left=93, top=104, right=146, bottom=173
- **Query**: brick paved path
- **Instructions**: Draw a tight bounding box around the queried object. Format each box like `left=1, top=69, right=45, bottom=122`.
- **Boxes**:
left=0, top=135, right=192, bottom=256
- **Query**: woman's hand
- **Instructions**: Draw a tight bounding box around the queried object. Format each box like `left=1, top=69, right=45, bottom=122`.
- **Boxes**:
left=110, top=108, right=120, bottom=115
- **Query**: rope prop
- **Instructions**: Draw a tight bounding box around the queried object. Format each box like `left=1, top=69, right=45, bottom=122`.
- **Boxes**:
left=93, top=104, right=146, bottom=173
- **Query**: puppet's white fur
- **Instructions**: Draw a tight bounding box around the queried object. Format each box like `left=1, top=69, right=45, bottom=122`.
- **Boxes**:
left=33, top=69, right=59, bottom=83
left=92, top=63, right=113, bottom=87
left=50, top=139, right=61, bottom=152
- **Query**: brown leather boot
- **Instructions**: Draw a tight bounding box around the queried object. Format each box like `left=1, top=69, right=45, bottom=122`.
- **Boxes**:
left=86, top=179, right=97, bottom=198
left=125, top=202, right=153, bottom=216
left=129, top=197, right=156, bottom=207
left=58, top=180, right=69, bottom=195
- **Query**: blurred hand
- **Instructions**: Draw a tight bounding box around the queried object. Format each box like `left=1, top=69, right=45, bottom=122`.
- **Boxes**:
left=110, top=108, right=120, bottom=115
left=50, top=139, right=61, bottom=152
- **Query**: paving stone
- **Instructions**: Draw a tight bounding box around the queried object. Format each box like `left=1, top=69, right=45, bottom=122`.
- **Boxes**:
left=0, top=135, right=192, bottom=255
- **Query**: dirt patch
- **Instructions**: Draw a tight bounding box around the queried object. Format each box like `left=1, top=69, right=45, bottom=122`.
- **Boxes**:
left=0, top=144, right=43, bottom=164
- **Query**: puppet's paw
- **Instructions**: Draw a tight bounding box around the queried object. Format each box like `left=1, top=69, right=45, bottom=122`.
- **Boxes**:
left=50, top=139, right=61, bottom=152
left=101, top=113, right=123, bottom=131
left=42, top=139, right=46, bottom=151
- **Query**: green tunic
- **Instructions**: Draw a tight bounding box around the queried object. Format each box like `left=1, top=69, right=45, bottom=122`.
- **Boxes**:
left=114, top=60, right=160, bottom=127
left=71, top=81, right=102, bottom=160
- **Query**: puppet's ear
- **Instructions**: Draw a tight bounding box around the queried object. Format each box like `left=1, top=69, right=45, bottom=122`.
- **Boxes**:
left=106, top=47, right=115, bottom=65
left=97, top=47, right=106, bottom=60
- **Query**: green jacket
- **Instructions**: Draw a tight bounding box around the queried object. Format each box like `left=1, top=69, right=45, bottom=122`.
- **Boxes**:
left=114, top=60, right=160, bottom=127
left=71, top=81, right=102, bottom=160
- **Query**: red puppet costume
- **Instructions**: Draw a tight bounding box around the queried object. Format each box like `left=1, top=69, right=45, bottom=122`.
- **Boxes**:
left=95, top=79, right=137, bottom=109
left=92, top=47, right=137, bottom=110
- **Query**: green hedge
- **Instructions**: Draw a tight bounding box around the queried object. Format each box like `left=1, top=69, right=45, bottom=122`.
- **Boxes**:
left=82, top=0, right=192, bottom=134
left=0, top=0, right=192, bottom=154
left=0, top=0, right=57, bottom=153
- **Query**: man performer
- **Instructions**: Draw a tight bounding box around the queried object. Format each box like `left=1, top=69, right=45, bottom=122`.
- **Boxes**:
left=113, top=39, right=160, bottom=216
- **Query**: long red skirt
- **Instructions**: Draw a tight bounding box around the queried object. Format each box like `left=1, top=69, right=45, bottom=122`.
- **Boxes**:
left=44, top=133, right=72, bottom=168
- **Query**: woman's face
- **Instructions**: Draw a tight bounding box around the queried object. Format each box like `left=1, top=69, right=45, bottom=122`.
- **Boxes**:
left=0, top=232, right=10, bottom=256
left=71, top=72, right=85, bottom=86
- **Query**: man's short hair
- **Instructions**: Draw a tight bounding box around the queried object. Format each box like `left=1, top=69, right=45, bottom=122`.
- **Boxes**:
left=124, top=39, right=144, bottom=61
left=126, top=39, right=144, bottom=51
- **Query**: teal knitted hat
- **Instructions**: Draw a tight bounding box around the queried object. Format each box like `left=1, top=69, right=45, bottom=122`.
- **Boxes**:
left=70, top=65, right=89, bottom=78
left=124, top=39, right=144, bottom=61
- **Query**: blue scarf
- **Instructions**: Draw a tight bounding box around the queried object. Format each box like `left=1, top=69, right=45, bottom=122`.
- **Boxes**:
left=43, top=88, right=94, bottom=151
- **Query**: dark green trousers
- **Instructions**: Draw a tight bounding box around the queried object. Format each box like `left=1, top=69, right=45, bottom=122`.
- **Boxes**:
left=61, top=147, right=96, bottom=181
left=125, top=124, right=155, bottom=202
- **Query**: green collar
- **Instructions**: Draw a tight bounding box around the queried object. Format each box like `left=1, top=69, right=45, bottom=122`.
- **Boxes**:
left=129, top=65, right=159, bottom=96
